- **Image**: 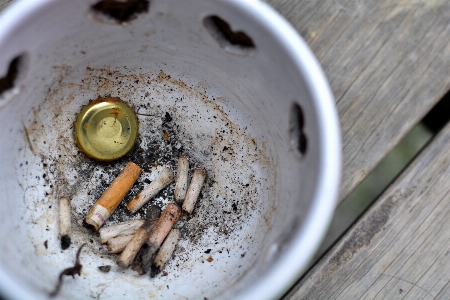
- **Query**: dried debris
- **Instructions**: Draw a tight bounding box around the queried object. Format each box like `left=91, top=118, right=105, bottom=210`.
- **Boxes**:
left=97, top=265, right=111, bottom=273
left=49, top=244, right=86, bottom=297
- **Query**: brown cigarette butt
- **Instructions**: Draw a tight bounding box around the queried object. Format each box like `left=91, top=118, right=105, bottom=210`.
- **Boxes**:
left=107, top=234, right=134, bottom=254
left=140, top=203, right=181, bottom=274
left=99, top=219, right=145, bottom=244
left=126, top=167, right=174, bottom=214
left=174, top=154, right=189, bottom=203
left=150, top=229, right=181, bottom=277
left=85, top=162, right=141, bottom=230
left=59, top=197, right=71, bottom=250
left=148, top=203, right=181, bottom=246
left=182, top=167, right=207, bottom=214
left=117, top=206, right=162, bottom=268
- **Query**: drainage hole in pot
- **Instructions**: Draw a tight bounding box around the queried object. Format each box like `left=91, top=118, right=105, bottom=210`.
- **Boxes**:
left=289, top=103, right=307, bottom=158
left=91, top=0, right=149, bottom=24
left=204, top=16, right=255, bottom=54
left=0, top=53, right=27, bottom=104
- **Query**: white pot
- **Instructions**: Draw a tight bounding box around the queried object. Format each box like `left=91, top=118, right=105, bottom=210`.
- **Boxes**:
left=0, top=0, right=341, bottom=299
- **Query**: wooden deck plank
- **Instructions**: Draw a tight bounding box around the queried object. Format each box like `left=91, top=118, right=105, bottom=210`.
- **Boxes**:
left=285, top=121, right=450, bottom=299
left=267, top=0, right=450, bottom=200
left=436, top=281, right=450, bottom=299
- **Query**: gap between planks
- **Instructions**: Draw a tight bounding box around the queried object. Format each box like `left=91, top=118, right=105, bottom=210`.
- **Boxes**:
left=284, top=117, right=450, bottom=299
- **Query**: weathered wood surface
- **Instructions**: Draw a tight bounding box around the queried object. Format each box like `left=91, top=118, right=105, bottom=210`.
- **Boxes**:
left=286, top=121, right=450, bottom=299
left=267, top=0, right=450, bottom=201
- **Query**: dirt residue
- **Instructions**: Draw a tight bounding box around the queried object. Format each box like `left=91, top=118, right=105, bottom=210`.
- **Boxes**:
left=18, top=65, right=274, bottom=291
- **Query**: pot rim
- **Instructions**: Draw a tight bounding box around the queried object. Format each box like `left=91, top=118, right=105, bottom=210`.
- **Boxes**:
left=0, top=0, right=341, bottom=299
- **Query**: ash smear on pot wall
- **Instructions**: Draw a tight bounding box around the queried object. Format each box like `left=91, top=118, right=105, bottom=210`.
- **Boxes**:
left=16, top=66, right=275, bottom=297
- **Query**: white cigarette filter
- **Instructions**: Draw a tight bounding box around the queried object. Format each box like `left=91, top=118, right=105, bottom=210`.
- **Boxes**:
left=126, top=167, right=174, bottom=214
left=59, top=197, right=71, bottom=250
left=99, top=219, right=145, bottom=244
left=182, top=167, right=207, bottom=214
left=150, top=229, right=181, bottom=277
left=174, top=154, right=189, bottom=203
left=107, top=234, right=134, bottom=254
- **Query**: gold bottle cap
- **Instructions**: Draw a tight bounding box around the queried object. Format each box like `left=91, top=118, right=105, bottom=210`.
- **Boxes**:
left=74, top=97, right=138, bottom=161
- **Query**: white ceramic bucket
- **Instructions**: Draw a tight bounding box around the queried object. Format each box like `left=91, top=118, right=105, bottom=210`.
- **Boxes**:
left=0, top=0, right=341, bottom=299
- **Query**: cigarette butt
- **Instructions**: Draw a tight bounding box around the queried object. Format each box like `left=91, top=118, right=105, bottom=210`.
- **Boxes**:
left=117, top=206, right=161, bottom=268
left=131, top=244, right=149, bottom=275
left=85, top=162, right=141, bottom=230
left=182, top=167, right=207, bottom=214
left=116, top=228, right=148, bottom=267
left=150, top=229, right=181, bottom=277
left=174, top=154, right=189, bottom=203
left=126, top=167, right=174, bottom=214
left=99, top=219, right=145, bottom=244
left=59, top=197, right=71, bottom=250
left=140, top=203, right=181, bottom=274
left=107, top=234, right=134, bottom=254
left=148, top=203, right=181, bottom=246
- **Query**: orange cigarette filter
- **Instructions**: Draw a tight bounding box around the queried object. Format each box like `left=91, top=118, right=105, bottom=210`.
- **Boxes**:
left=85, top=162, right=141, bottom=230
left=148, top=203, right=181, bottom=247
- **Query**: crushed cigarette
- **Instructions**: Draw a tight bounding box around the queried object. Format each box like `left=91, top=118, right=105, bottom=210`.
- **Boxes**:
left=139, top=203, right=181, bottom=274
left=150, top=229, right=181, bottom=278
left=99, top=219, right=145, bottom=244
left=182, top=167, right=207, bottom=214
left=59, top=197, right=71, bottom=250
left=174, top=154, right=189, bottom=203
left=49, top=243, right=86, bottom=297
left=107, top=234, right=134, bottom=254
left=126, top=167, right=174, bottom=214
left=85, top=162, right=141, bottom=230
left=131, top=243, right=150, bottom=275
left=117, top=206, right=161, bottom=268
